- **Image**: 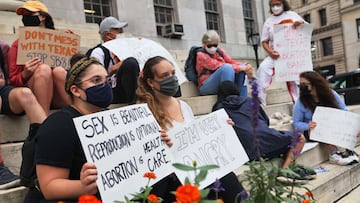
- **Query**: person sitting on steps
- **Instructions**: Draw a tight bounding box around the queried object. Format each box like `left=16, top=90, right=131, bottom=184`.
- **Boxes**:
left=0, top=39, right=46, bottom=190
left=196, top=30, right=253, bottom=97
left=88, top=16, right=140, bottom=104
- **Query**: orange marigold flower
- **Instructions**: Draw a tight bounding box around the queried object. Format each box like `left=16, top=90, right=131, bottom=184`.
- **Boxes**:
left=305, top=191, right=313, bottom=197
left=78, top=194, right=102, bottom=203
left=302, top=200, right=310, bottom=203
left=216, top=198, right=224, bottom=203
left=144, top=172, right=157, bottom=179
left=175, top=184, right=201, bottom=203
left=147, top=194, right=159, bottom=203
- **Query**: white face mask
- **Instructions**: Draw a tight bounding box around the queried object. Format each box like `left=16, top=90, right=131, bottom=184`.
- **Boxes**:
left=205, top=47, right=217, bottom=55
left=116, top=33, right=125, bottom=39
left=271, top=5, right=283, bottom=15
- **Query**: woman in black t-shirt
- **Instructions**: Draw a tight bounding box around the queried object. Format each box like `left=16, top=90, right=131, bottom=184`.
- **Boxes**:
left=24, top=56, right=113, bottom=202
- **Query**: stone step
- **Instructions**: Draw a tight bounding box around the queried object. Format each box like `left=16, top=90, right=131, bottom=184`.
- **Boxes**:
left=336, top=184, right=360, bottom=203
left=234, top=144, right=360, bottom=203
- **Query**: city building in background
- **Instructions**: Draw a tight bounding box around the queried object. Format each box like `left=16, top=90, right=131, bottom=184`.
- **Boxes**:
left=290, top=0, right=360, bottom=77
left=1, top=0, right=359, bottom=75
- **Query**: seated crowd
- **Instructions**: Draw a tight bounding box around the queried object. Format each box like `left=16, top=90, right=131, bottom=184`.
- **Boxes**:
left=0, top=1, right=359, bottom=203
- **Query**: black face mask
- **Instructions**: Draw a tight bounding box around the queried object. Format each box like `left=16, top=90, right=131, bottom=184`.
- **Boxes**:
left=22, top=15, right=41, bottom=26
left=299, top=84, right=311, bottom=96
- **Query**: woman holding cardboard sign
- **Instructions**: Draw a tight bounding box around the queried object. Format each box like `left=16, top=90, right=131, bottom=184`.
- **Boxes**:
left=293, top=71, right=359, bottom=165
left=23, top=55, right=112, bottom=202
left=256, top=0, right=306, bottom=105
left=8, top=0, right=71, bottom=115
left=136, top=56, right=246, bottom=203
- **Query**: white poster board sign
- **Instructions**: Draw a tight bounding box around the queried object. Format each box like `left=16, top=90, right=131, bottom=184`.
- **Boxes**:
left=311, top=106, right=360, bottom=150
left=73, top=104, right=174, bottom=203
left=168, top=109, right=249, bottom=189
left=273, top=24, right=313, bottom=82
left=102, top=37, right=186, bottom=84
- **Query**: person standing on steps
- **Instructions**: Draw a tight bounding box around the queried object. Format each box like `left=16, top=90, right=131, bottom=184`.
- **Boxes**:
left=256, top=0, right=306, bottom=105
left=87, top=16, right=140, bottom=104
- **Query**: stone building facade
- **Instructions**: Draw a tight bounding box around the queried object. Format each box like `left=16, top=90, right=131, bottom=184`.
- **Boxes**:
left=290, top=0, right=360, bottom=76
left=1, top=0, right=272, bottom=62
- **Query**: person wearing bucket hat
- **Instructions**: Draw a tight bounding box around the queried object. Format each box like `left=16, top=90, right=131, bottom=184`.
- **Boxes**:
left=8, top=0, right=72, bottom=116
left=23, top=54, right=111, bottom=202
left=87, top=16, right=140, bottom=104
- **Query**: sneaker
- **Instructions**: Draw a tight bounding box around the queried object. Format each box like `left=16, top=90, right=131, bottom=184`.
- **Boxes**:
left=329, top=152, right=353, bottom=166
left=345, top=149, right=359, bottom=164
left=0, top=164, right=20, bottom=189
left=292, top=164, right=316, bottom=180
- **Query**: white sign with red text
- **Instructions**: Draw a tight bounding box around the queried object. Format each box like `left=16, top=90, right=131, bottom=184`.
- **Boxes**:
left=273, top=24, right=313, bottom=81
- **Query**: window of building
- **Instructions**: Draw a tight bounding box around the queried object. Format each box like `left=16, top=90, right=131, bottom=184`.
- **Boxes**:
left=204, top=0, right=223, bottom=37
left=354, top=0, right=360, bottom=3
left=319, top=9, right=327, bottom=26
left=242, top=0, right=257, bottom=42
left=357, top=18, right=360, bottom=39
left=302, top=0, right=308, bottom=4
left=303, top=14, right=311, bottom=23
left=154, top=0, right=174, bottom=36
left=84, top=0, right=112, bottom=24
left=311, top=41, right=317, bottom=59
left=321, top=37, right=333, bottom=56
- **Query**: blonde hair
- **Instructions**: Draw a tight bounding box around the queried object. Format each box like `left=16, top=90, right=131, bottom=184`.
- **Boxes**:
left=136, top=56, right=173, bottom=130
left=202, top=30, right=220, bottom=43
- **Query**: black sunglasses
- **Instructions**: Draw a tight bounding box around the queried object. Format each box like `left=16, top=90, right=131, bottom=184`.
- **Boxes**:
left=206, top=44, right=218, bottom=48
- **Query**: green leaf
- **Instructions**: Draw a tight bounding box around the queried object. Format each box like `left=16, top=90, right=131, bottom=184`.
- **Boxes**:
left=197, top=164, right=219, bottom=171
left=172, top=163, right=195, bottom=171
left=200, top=188, right=210, bottom=198
left=195, top=170, right=208, bottom=185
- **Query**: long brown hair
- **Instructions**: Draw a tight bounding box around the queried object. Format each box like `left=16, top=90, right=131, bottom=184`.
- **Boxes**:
left=136, top=56, right=173, bottom=130
left=299, top=71, right=339, bottom=112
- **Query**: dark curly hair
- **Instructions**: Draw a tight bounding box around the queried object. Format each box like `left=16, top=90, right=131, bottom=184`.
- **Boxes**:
left=299, top=71, right=339, bottom=112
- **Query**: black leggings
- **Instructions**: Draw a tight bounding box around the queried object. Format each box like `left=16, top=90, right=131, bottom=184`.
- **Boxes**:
left=112, top=57, right=140, bottom=104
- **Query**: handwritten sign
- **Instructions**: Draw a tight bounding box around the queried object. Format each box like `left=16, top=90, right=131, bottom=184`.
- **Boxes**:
left=311, top=106, right=360, bottom=150
left=273, top=24, right=313, bottom=81
left=168, top=109, right=249, bottom=188
left=73, top=104, right=174, bottom=202
left=17, top=27, right=80, bottom=69
left=102, top=37, right=186, bottom=84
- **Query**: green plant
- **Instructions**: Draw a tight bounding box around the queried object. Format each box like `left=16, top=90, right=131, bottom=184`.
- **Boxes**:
left=172, top=161, right=222, bottom=203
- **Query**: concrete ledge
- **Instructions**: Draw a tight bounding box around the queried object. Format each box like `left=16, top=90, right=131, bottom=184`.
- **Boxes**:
left=0, top=186, right=27, bottom=203
left=2, top=143, right=22, bottom=175
left=0, top=115, right=29, bottom=144
left=182, top=95, right=217, bottom=116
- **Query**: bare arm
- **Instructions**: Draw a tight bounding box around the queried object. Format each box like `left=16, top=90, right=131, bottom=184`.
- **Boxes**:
left=37, top=163, right=98, bottom=200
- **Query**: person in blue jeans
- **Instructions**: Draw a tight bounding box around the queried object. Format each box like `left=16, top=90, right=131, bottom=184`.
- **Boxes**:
left=196, top=30, right=253, bottom=96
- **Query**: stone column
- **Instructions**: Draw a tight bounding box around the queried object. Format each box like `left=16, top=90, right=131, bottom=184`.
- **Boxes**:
left=0, top=0, right=23, bottom=12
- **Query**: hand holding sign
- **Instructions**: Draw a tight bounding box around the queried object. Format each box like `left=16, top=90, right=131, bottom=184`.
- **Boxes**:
left=311, top=106, right=360, bottom=150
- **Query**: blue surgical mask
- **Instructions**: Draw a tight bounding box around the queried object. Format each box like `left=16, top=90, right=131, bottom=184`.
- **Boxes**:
left=84, top=83, right=113, bottom=108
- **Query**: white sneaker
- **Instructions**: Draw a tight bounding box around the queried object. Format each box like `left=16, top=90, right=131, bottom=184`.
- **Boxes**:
left=329, top=152, right=353, bottom=166
left=346, top=150, right=359, bottom=164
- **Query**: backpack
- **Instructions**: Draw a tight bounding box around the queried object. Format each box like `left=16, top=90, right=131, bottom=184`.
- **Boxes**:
left=85, top=43, right=113, bottom=69
left=184, top=46, right=223, bottom=85
left=20, top=123, right=41, bottom=188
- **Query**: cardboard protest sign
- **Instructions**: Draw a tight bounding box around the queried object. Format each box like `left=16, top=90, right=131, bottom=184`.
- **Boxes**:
left=102, top=37, right=187, bottom=84
left=17, top=27, right=80, bottom=69
left=168, top=109, right=249, bottom=189
left=73, top=104, right=174, bottom=202
left=311, top=106, right=360, bottom=150
left=273, top=24, right=313, bottom=82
